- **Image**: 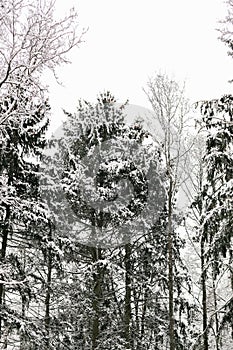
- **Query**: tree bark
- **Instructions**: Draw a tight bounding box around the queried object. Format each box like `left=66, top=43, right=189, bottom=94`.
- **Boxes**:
left=212, top=271, right=220, bottom=350
left=140, top=287, right=148, bottom=340
left=20, top=250, right=27, bottom=350
left=0, top=205, right=10, bottom=343
left=201, top=236, right=208, bottom=350
left=124, top=243, right=132, bottom=347
left=168, top=177, right=175, bottom=350
left=45, top=223, right=53, bottom=349
left=91, top=246, right=102, bottom=350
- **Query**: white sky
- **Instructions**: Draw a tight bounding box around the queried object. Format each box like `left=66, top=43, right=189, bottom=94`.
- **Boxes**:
left=46, top=0, right=233, bottom=131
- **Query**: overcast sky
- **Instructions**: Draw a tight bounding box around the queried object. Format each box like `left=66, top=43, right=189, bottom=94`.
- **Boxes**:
left=46, top=0, right=232, bottom=131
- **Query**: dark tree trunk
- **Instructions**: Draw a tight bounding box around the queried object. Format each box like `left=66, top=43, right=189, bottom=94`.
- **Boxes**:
left=0, top=205, right=10, bottom=343
left=201, top=236, right=208, bottom=350
left=124, top=243, right=132, bottom=347
left=140, top=287, right=148, bottom=340
left=91, top=246, right=102, bottom=350
left=45, top=223, right=53, bottom=348
left=20, top=250, right=27, bottom=350
left=212, top=271, right=220, bottom=350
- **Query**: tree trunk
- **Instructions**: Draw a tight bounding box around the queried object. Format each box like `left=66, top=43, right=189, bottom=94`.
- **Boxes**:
left=45, top=223, right=53, bottom=349
left=124, top=243, right=132, bottom=348
left=0, top=204, right=10, bottom=342
left=168, top=177, right=175, bottom=350
left=91, top=246, right=102, bottom=350
left=20, top=250, right=27, bottom=350
left=201, top=236, right=208, bottom=350
left=212, top=271, right=220, bottom=350
left=140, top=290, right=147, bottom=339
left=20, top=295, right=27, bottom=350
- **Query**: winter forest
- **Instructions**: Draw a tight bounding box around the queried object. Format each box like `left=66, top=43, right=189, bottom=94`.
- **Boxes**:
left=0, top=0, right=232, bottom=349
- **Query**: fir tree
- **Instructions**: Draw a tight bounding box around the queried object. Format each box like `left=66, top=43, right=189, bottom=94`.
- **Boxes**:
left=194, top=95, right=233, bottom=349
left=41, top=91, right=195, bottom=349
left=0, top=85, right=50, bottom=347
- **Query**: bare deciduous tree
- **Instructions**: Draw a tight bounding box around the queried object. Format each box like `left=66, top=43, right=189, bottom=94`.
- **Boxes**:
left=144, top=73, right=190, bottom=350
left=0, top=0, right=85, bottom=125
left=219, top=0, right=233, bottom=80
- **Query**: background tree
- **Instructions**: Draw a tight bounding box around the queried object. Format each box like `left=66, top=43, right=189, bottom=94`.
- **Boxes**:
left=45, top=91, right=162, bottom=349
left=42, top=91, right=193, bottom=349
left=0, top=0, right=83, bottom=124
left=0, top=0, right=83, bottom=347
left=193, top=95, right=233, bottom=350
left=0, top=91, right=50, bottom=347
left=219, top=0, right=233, bottom=68
left=144, top=73, right=193, bottom=350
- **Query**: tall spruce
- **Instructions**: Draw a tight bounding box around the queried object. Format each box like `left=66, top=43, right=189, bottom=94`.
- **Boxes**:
left=0, top=85, right=50, bottom=346
left=194, top=95, right=233, bottom=349
left=42, top=92, right=167, bottom=349
left=42, top=91, right=197, bottom=349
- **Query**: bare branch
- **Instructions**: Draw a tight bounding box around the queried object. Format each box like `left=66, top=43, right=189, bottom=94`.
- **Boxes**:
left=0, top=0, right=85, bottom=125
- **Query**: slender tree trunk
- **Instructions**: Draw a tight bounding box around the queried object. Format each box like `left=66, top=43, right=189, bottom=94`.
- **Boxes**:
left=20, top=250, right=27, bottom=350
left=91, top=246, right=102, bottom=350
left=140, top=288, right=148, bottom=339
left=168, top=177, right=175, bottom=350
left=201, top=236, right=208, bottom=350
left=124, top=243, right=132, bottom=347
left=212, top=271, right=220, bottom=350
left=231, top=269, right=233, bottom=291
left=20, top=295, right=27, bottom=350
left=0, top=205, right=10, bottom=343
left=45, top=223, right=53, bottom=349
left=133, top=287, right=139, bottom=343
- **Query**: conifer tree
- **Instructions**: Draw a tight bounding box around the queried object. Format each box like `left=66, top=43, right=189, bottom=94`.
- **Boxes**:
left=42, top=91, right=196, bottom=349
left=0, top=85, right=50, bottom=347
left=0, top=0, right=82, bottom=347
left=43, top=91, right=159, bottom=349
left=195, top=95, right=233, bottom=349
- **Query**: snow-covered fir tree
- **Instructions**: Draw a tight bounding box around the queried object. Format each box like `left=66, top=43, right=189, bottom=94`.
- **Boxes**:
left=0, top=83, right=51, bottom=348
left=192, top=95, right=233, bottom=350
left=40, top=92, right=197, bottom=349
